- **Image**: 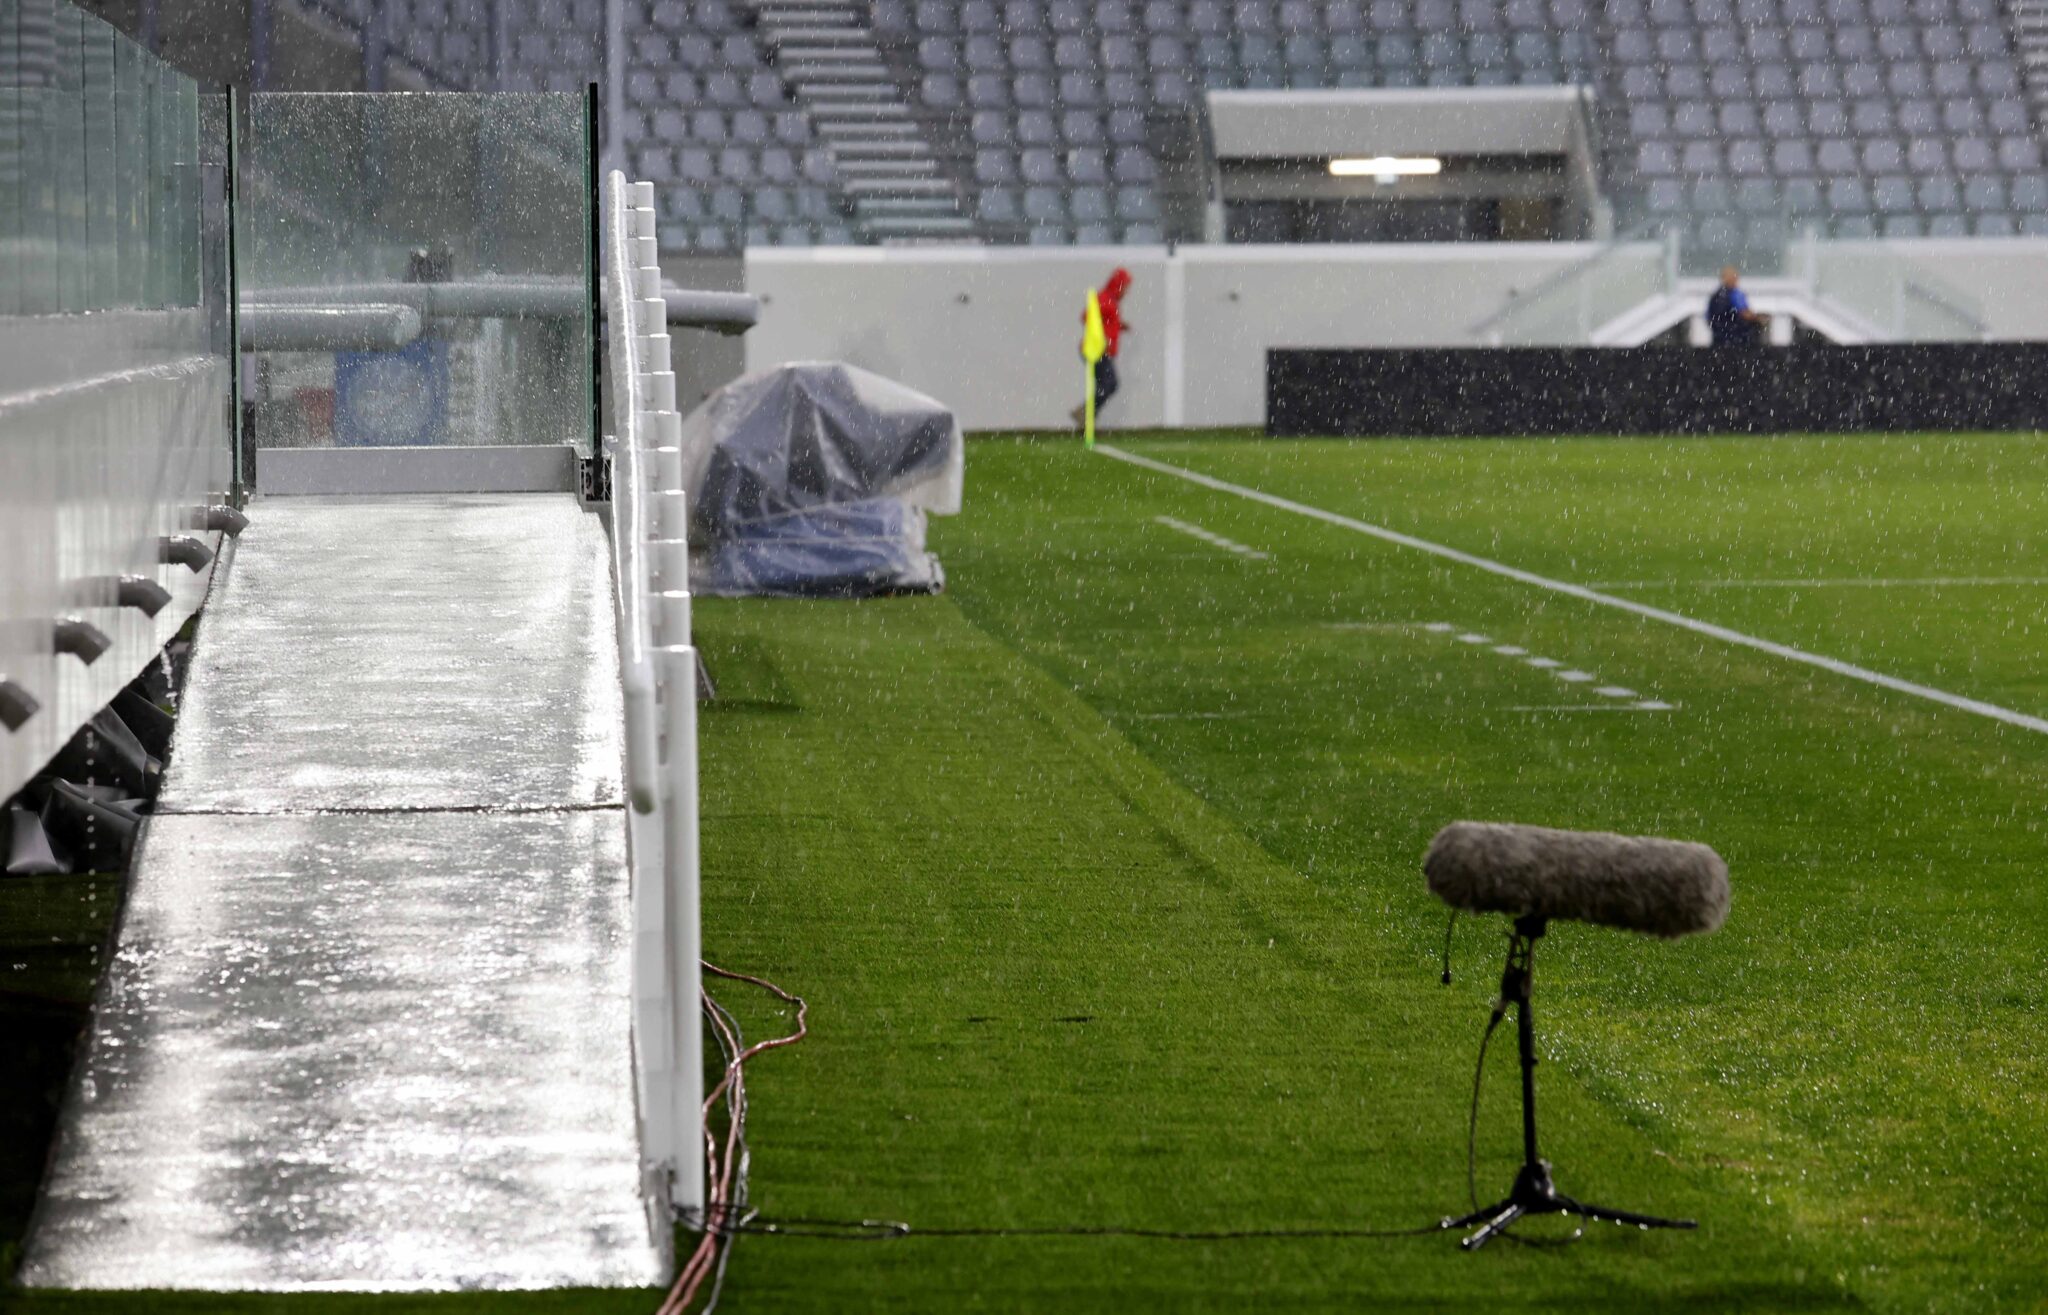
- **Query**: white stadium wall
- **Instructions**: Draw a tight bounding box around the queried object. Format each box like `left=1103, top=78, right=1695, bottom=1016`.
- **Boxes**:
left=743, top=244, right=1605, bottom=430
left=744, top=240, right=2048, bottom=431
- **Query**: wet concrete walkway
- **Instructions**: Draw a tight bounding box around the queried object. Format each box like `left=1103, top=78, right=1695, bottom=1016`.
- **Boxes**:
left=22, top=495, right=663, bottom=1291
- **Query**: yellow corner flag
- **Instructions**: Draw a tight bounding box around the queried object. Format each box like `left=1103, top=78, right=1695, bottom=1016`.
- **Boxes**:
left=1081, top=288, right=1107, bottom=449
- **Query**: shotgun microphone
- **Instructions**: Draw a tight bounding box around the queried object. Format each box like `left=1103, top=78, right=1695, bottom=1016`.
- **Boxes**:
left=1425, top=821, right=1728, bottom=1248
left=1424, top=821, right=1729, bottom=939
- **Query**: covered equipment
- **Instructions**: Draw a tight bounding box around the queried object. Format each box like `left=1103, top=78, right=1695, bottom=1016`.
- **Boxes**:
left=678, top=362, right=964, bottom=597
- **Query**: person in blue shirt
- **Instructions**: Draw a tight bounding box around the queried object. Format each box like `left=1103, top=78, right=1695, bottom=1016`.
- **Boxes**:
left=1705, top=266, right=1768, bottom=345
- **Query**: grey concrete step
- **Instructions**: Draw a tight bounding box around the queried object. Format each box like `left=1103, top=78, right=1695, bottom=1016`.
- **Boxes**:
left=787, top=62, right=891, bottom=81
left=868, top=216, right=980, bottom=235
left=798, top=81, right=899, bottom=99
left=837, top=156, right=939, bottom=174
left=775, top=44, right=879, bottom=60
left=764, top=26, right=867, bottom=43
left=811, top=102, right=912, bottom=120
left=757, top=8, right=863, bottom=25
left=855, top=195, right=961, bottom=214
left=843, top=176, right=954, bottom=195
left=818, top=136, right=919, bottom=153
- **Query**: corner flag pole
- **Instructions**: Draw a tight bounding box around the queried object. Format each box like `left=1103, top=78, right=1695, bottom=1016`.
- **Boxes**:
left=1082, top=288, right=1106, bottom=450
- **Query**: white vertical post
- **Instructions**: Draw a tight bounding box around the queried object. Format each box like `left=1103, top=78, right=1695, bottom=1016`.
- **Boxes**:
left=627, top=178, right=704, bottom=1218
left=1162, top=248, right=1185, bottom=428
left=656, top=641, right=703, bottom=1216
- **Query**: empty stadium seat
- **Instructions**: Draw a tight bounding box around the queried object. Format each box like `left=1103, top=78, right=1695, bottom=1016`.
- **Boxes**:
left=343, top=0, right=2045, bottom=249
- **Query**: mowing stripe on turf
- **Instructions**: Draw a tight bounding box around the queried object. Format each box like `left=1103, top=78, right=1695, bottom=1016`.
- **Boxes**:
left=1097, top=444, right=2048, bottom=737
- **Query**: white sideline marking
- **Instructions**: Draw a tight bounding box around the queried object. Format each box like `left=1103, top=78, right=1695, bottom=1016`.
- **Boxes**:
left=1423, top=618, right=1668, bottom=712
left=1133, top=710, right=1253, bottom=720
left=1099, top=444, right=2048, bottom=737
left=1509, top=703, right=1674, bottom=713
left=1154, top=515, right=1271, bottom=560
left=1589, top=576, right=2048, bottom=590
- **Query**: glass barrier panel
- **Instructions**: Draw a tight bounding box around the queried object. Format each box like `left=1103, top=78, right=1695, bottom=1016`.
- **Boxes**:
left=1812, top=243, right=1987, bottom=342
left=1, top=0, right=232, bottom=801
left=238, top=92, right=593, bottom=458
left=1488, top=242, right=1665, bottom=346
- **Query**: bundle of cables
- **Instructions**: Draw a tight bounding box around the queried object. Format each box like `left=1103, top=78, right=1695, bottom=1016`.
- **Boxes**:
left=656, top=961, right=812, bottom=1315
left=652, top=947, right=1574, bottom=1314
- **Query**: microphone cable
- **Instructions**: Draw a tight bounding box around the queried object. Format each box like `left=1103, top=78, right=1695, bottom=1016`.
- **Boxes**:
left=708, top=1215, right=1446, bottom=1242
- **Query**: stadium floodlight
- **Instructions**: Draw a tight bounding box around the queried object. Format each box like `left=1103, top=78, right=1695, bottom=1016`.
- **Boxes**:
left=1329, top=155, right=1442, bottom=183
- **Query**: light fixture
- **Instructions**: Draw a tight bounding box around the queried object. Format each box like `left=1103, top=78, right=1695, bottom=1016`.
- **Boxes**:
left=1329, top=155, right=1443, bottom=183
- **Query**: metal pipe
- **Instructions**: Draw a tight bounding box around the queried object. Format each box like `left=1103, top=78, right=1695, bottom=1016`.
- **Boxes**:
left=115, top=575, right=174, bottom=617
left=187, top=504, right=251, bottom=537
left=662, top=288, right=759, bottom=335
left=239, top=283, right=761, bottom=333
left=160, top=535, right=215, bottom=572
left=52, top=619, right=112, bottom=665
left=244, top=280, right=591, bottom=319
left=238, top=303, right=422, bottom=351
left=0, top=678, right=38, bottom=732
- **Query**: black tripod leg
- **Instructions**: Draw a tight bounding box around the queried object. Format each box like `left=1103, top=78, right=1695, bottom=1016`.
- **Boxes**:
left=1460, top=1203, right=1524, bottom=1251
left=1441, top=1198, right=1515, bottom=1230
left=1560, top=1197, right=1697, bottom=1231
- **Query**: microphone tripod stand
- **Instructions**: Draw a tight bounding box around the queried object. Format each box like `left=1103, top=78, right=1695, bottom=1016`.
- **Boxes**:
left=1443, top=914, right=1698, bottom=1251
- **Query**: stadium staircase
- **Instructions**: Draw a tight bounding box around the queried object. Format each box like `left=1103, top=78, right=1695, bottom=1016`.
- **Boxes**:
left=751, top=0, right=976, bottom=242
left=1589, top=276, right=1901, bottom=343
left=2009, top=0, right=2048, bottom=123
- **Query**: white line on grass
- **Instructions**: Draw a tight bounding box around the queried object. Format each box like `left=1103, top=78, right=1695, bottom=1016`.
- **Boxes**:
left=1589, top=576, right=2048, bottom=590
left=1319, top=621, right=1430, bottom=632
left=1099, top=444, right=2048, bottom=737
left=1508, top=703, right=1675, bottom=713
left=1154, top=515, right=1271, bottom=560
left=1132, top=710, right=1254, bottom=720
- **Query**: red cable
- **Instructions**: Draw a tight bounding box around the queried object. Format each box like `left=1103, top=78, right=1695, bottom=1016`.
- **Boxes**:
left=657, top=962, right=809, bottom=1315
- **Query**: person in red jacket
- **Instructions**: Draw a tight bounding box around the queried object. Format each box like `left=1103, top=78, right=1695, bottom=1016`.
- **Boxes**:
left=1071, top=267, right=1133, bottom=428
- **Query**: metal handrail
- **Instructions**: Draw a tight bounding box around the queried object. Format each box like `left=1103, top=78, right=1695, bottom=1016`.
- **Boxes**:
left=1466, top=237, right=1636, bottom=339
left=602, top=169, right=705, bottom=1219
left=1804, top=230, right=1991, bottom=342
left=1902, top=277, right=1989, bottom=337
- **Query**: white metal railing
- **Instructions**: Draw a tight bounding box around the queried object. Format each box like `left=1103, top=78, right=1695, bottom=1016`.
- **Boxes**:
left=1469, top=232, right=1675, bottom=345
left=1797, top=227, right=1990, bottom=342
left=603, top=170, right=705, bottom=1218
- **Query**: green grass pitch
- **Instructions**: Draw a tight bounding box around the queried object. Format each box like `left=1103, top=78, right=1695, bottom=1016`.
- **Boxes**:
left=7, top=430, right=2047, bottom=1312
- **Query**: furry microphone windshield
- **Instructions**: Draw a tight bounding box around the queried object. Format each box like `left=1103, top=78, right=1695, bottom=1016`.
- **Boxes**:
left=1424, top=821, right=1730, bottom=939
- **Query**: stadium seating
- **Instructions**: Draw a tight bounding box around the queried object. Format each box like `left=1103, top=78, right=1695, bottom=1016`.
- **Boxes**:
left=284, top=0, right=2047, bottom=253
left=1601, top=0, right=2046, bottom=251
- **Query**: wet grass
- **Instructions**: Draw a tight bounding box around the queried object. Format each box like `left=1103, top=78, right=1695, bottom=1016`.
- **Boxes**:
left=7, top=430, right=2045, bottom=1311
left=694, top=431, right=2046, bottom=1311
